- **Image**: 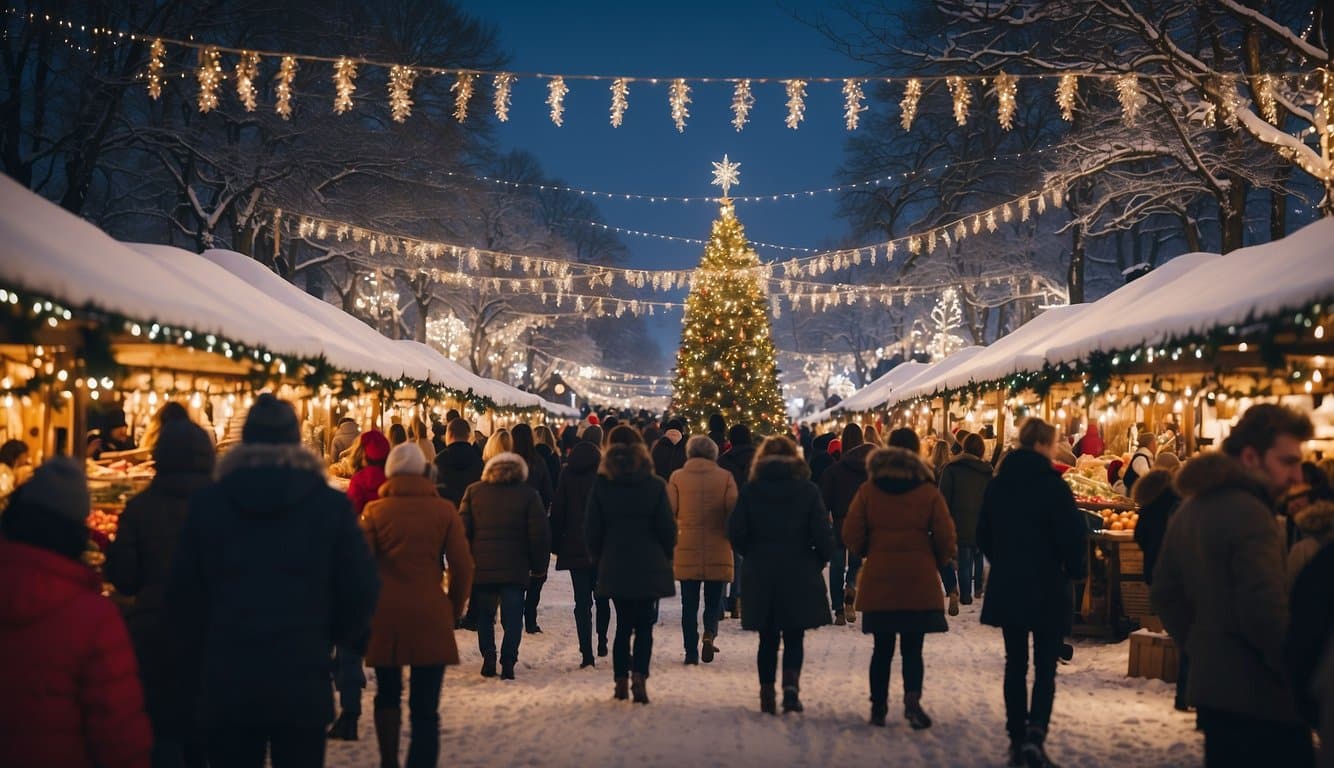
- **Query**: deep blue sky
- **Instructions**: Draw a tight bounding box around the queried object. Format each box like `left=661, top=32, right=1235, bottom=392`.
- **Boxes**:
left=456, top=0, right=872, bottom=371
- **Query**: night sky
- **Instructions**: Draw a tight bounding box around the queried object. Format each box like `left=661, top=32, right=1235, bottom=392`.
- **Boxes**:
left=456, top=0, right=876, bottom=372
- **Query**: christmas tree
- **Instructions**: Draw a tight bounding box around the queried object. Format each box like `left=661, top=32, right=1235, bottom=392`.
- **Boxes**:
left=670, top=157, right=787, bottom=435
left=927, top=287, right=966, bottom=361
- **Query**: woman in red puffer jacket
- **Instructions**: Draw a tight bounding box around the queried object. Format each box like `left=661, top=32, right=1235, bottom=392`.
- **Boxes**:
left=348, top=429, right=391, bottom=515
left=0, top=458, right=152, bottom=768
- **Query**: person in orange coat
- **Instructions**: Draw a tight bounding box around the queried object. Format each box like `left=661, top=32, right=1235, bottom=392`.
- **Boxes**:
left=844, top=446, right=957, bottom=730
left=361, top=443, right=474, bottom=768
left=0, top=458, right=152, bottom=768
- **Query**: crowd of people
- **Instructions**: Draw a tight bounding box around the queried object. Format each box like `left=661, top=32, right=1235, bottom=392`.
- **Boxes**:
left=0, top=395, right=1330, bottom=768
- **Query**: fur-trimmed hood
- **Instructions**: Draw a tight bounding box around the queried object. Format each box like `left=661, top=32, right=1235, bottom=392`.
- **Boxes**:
left=482, top=452, right=528, bottom=485
left=749, top=453, right=811, bottom=484
left=214, top=443, right=330, bottom=517
left=1175, top=451, right=1270, bottom=504
left=867, top=447, right=934, bottom=484
left=1132, top=468, right=1179, bottom=507
left=599, top=442, right=654, bottom=482
left=1294, top=499, right=1334, bottom=538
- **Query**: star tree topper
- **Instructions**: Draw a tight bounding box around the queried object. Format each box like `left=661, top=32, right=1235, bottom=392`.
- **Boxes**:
left=711, top=154, right=740, bottom=199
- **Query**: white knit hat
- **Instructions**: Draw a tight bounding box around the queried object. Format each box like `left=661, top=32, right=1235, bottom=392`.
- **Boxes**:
left=385, top=442, right=428, bottom=478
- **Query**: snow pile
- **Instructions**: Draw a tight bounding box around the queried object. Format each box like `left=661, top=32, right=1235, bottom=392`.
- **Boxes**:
left=326, top=575, right=1201, bottom=768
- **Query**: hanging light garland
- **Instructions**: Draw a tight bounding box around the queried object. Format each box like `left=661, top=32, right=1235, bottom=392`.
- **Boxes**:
left=1116, top=73, right=1140, bottom=125
left=1254, top=74, right=1278, bottom=123
left=493, top=73, right=515, bottom=122
left=146, top=38, right=166, bottom=100
left=994, top=71, right=1018, bottom=130
left=843, top=78, right=866, bottom=130
left=731, top=79, right=754, bottom=131
left=947, top=75, right=971, bottom=126
left=900, top=78, right=922, bottom=131
left=332, top=57, right=357, bottom=114
left=1056, top=73, right=1078, bottom=122
left=450, top=71, right=474, bottom=122
left=610, top=77, right=629, bottom=127
left=389, top=65, right=417, bottom=123
left=196, top=47, right=222, bottom=113
left=669, top=78, right=691, bottom=132
left=235, top=50, right=260, bottom=111
left=547, top=76, right=568, bottom=126
left=274, top=56, right=298, bottom=119
left=784, top=79, right=808, bottom=129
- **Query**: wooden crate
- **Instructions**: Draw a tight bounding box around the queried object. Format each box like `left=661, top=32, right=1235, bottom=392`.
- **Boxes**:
left=1121, top=579, right=1153, bottom=621
left=1118, top=541, right=1144, bottom=576
left=1127, top=629, right=1178, bottom=682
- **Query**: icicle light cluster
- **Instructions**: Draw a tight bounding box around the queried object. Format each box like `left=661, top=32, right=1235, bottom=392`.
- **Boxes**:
left=731, top=79, right=754, bottom=131
left=146, top=39, right=166, bottom=100
left=900, top=78, right=922, bottom=131
left=232, top=51, right=260, bottom=111
left=948, top=76, right=971, bottom=126
left=196, top=47, right=223, bottom=113
left=669, top=78, right=691, bottom=132
left=842, top=78, right=866, bottom=130
left=784, top=79, right=807, bottom=129
left=493, top=73, right=515, bottom=122
left=333, top=57, right=357, bottom=114
left=1254, top=74, right=1278, bottom=123
left=610, top=77, right=629, bottom=127
left=450, top=71, right=474, bottom=122
left=388, top=66, right=417, bottom=122
left=995, top=71, right=1018, bottom=130
left=547, top=76, right=568, bottom=126
left=274, top=56, right=297, bottom=119
left=1056, top=74, right=1078, bottom=122
left=1116, top=73, right=1139, bottom=125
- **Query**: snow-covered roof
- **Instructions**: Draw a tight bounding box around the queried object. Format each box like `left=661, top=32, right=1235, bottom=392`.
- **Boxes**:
left=837, top=360, right=932, bottom=413
left=887, top=346, right=988, bottom=407
left=924, top=304, right=1090, bottom=394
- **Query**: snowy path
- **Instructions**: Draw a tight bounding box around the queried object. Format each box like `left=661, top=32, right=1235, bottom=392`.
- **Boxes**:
left=328, top=572, right=1202, bottom=767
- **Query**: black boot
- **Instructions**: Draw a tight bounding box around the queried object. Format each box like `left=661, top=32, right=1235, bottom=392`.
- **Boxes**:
left=870, top=702, right=888, bottom=727
left=327, top=711, right=359, bottom=740
left=781, top=669, right=803, bottom=713
left=631, top=673, right=650, bottom=704
left=759, top=683, right=777, bottom=715
left=598, top=636, right=609, bottom=658
left=1007, top=738, right=1025, bottom=767
left=580, top=652, right=596, bottom=669
left=480, top=654, right=497, bottom=678
left=701, top=632, right=718, bottom=664
left=500, top=661, right=516, bottom=680
left=1021, top=727, right=1060, bottom=768
left=904, top=691, right=933, bottom=730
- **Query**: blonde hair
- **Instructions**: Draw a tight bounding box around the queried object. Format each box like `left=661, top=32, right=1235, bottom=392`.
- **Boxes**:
left=482, top=429, right=513, bottom=462
left=748, top=436, right=800, bottom=482
left=534, top=424, right=558, bottom=453
left=862, top=425, right=881, bottom=447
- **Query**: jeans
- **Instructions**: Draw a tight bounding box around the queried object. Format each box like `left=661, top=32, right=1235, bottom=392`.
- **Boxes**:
left=332, top=645, right=364, bottom=715
left=569, top=568, right=610, bottom=656
left=680, top=580, right=725, bottom=653
left=205, top=723, right=325, bottom=768
left=869, top=631, right=925, bottom=705
left=1198, top=707, right=1314, bottom=768
left=374, top=665, right=445, bottom=768
left=757, top=628, right=805, bottom=684
left=1002, top=625, right=1063, bottom=742
left=829, top=546, right=863, bottom=605
left=957, top=546, right=985, bottom=597
left=612, top=598, right=658, bottom=679
left=525, top=573, right=546, bottom=631
left=475, top=584, right=525, bottom=665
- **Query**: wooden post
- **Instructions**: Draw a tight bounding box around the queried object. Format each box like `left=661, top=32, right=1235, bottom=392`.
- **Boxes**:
left=994, top=389, right=1006, bottom=448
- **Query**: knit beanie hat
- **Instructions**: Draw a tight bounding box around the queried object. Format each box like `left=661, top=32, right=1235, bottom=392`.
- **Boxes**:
left=587, top=413, right=600, bottom=426
left=242, top=394, right=300, bottom=445
left=361, top=430, right=391, bottom=463
left=828, top=438, right=843, bottom=456
left=154, top=420, right=216, bottom=475
left=14, top=457, right=90, bottom=524
left=385, top=442, right=428, bottom=478
left=581, top=425, right=603, bottom=446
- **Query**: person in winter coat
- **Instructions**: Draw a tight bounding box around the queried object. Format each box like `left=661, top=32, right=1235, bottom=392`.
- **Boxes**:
left=1286, top=543, right=1334, bottom=768
left=669, top=435, right=738, bottom=665
left=1289, top=499, right=1334, bottom=585
left=1073, top=422, right=1104, bottom=458
left=434, top=417, right=484, bottom=506
left=728, top=436, right=835, bottom=715
left=718, top=423, right=757, bottom=618
left=431, top=421, right=448, bottom=457
left=167, top=394, right=379, bottom=766
left=821, top=423, right=874, bottom=626
left=651, top=419, right=688, bottom=482
left=331, top=417, right=360, bottom=461
left=586, top=425, right=677, bottom=704
left=808, top=432, right=837, bottom=485
left=459, top=451, right=550, bottom=681
left=361, top=443, right=474, bottom=768
left=708, top=413, right=728, bottom=453
left=550, top=426, right=608, bottom=667
left=845, top=446, right=957, bottom=729
left=534, top=425, right=563, bottom=486
left=349, top=429, right=391, bottom=515
left=511, top=424, right=554, bottom=635
left=938, top=433, right=993, bottom=606
left=105, top=419, right=215, bottom=767
left=1153, top=404, right=1317, bottom=767
left=1132, top=469, right=1181, bottom=587
left=0, top=458, right=153, bottom=768
left=977, top=418, right=1088, bottom=768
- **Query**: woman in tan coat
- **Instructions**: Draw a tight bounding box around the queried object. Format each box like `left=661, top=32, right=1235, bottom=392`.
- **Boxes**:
left=845, top=446, right=957, bottom=730
left=361, top=443, right=474, bottom=768
left=668, top=435, right=738, bottom=665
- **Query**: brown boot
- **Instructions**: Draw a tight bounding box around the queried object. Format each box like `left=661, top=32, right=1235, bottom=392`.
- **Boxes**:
left=844, top=588, right=857, bottom=623
left=781, top=669, right=803, bottom=713
left=760, top=683, right=777, bottom=715
left=614, top=677, right=629, bottom=700
left=373, top=708, right=400, bottom=768
left=948, top=591, right=960, bottom=617
left=834, top=607, right=847, bottom=626
left=701, top=632, right=718, bottom=664
left=631, top=672, right=650, bottom=704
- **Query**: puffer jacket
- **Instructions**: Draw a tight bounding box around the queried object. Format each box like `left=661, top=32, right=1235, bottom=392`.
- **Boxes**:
left=1287, top=500, right=1334, bottom=586
left=586, top=443, right=677, bottom=600
left=550, top=441, right=601, bottom=571
left=0, top=540, right=152, bottom=768
left=937, top=454, right=992, bottom=547
left=669, top=457, right=738, bottom=582
left=458, top=453, right=550, bottom=586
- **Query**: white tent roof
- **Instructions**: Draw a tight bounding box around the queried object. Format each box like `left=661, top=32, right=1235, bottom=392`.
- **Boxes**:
left=888, top=346, right=988, bottom=407
left=838, top=360, right=932, bottom=413
left=924, top=304, right=1090, bottom=394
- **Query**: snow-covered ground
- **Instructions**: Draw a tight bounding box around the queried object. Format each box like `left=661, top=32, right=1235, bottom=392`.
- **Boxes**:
left=328, top=574, right=1202, bottom=767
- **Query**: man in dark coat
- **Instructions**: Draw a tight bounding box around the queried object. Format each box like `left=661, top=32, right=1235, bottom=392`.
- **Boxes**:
left=650, top=419, right=687, bottom=482
left=167, top=394, right=380, bottom=767
left=106, top=419, right=215, bottom=766
left=718, top=423, right=758, bottom=618
left=434, top=417, right=484, bottom=506
left=1153, top=404, right=1315, bottom=767
left=808, top=432, right=837, bottom=484
left=1286, top=544, right=1334, bottom=768
left=820, top=424, right=873, bottom=625
left=977, top=418, right=1087, bottom=768
left=549, top=427, right=609, bottom=666
left=939, top=432, right=993, bottom=605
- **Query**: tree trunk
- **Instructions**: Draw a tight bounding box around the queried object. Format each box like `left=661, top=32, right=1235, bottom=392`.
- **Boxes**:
left=1219, top=177, right=1247, bottom=253
left=1067, top=225, right=1086, bottom=305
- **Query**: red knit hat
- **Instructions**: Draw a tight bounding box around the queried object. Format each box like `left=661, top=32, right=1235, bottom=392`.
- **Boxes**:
left=828, top=438, right=843, bottom=455
left=587, top=413, right=600, bottom=426
left=361, top=430, right=390, bottom=463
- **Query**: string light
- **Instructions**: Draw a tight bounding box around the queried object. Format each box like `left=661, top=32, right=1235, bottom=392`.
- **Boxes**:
left=332, top=57, right=357, bottom=114
left=900, top=78, right=922, bottom=131
left=235, top=51, right=260, bottom=111
left=146, top=38, right=166, bottom=100
left=196, top=47, right=222, bottom=113
left=1116, top=73, right=1140, bottom=125
left=995, top=71, right=1018, bottom=130
left=547, top=76, right=568, bottom=126
left=610, top=77, right=629, bottom=127
left=1056, top=73, right=1078, bottom=122
left=948, top=75, right=971, bottom=126
left=843, top=78, right=867, bottom=130
left=669, top=78, right=691, bottom=132
left=1254, top=74, right=1278, bottom=123
left=274, top=56, right=297, bottom=119
left=493, top=73, right=515, bottom=122
left=731, top=79, right=754, bottom=131
left=387, top=65, right=417, bottom=123
left=450, top=71, right=474, bottom=122
left=784, top=79, right=807, bottom=129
